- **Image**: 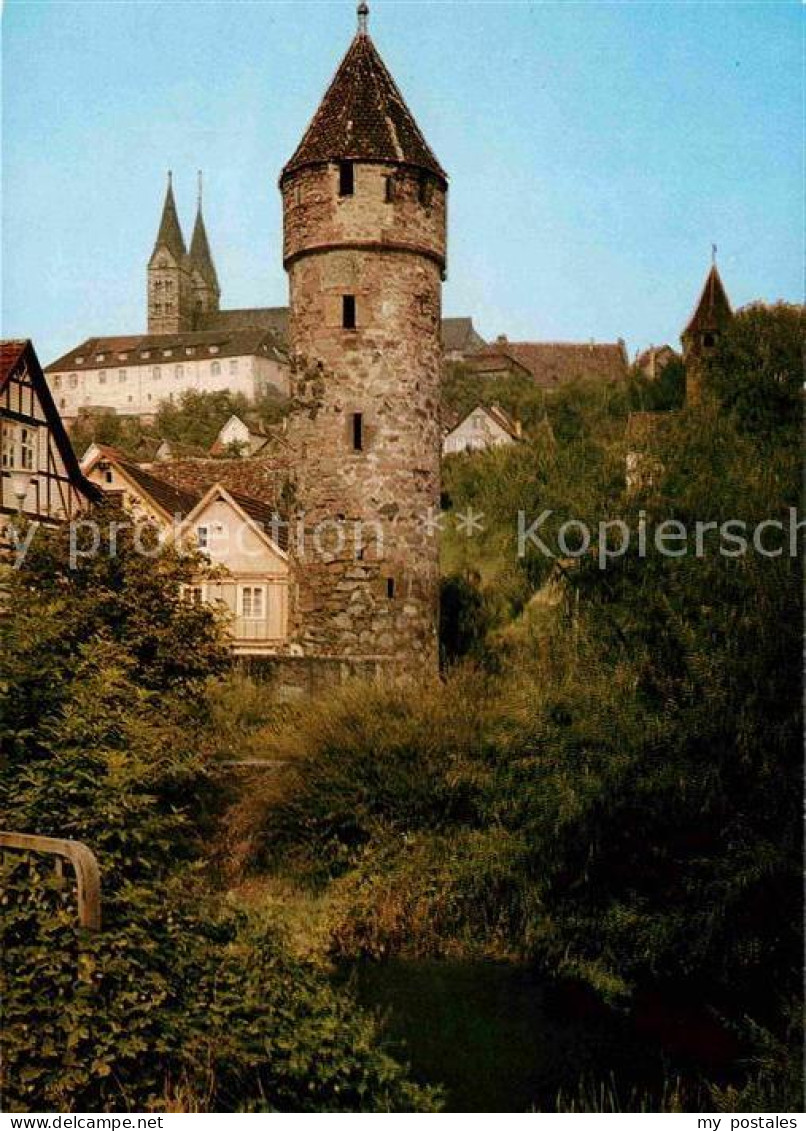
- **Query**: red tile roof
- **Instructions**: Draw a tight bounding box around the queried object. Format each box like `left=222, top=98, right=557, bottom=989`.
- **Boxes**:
left=0, top=340, right=28, bottom=392
left=282, top=30, right=446, bottom=183
left=147, top=455, right=290, bottom=510
left=469, top=341, right=628, bottom=389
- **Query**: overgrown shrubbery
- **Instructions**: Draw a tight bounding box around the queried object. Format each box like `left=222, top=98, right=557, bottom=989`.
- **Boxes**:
left=0, top=513, right=436, bottom=1112
left=231, top=306, right=803, bottom=1108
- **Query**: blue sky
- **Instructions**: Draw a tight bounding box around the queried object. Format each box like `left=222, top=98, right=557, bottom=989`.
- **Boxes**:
left=2, top=0, right=802, bottom=364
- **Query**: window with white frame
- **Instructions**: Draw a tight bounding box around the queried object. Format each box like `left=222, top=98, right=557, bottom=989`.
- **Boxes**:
left=196, top=525, right=209, bottom=551
left=1, top=423, right=16, bottom=469
left=211, top=361, right=221, bottom=377
left=240, top=585, right=265, bottom=619
left=119, top=369, right=127, bottom=383
left=20, top=427, right=36, bottom=470
left=1, top=423, right=36, bottom=470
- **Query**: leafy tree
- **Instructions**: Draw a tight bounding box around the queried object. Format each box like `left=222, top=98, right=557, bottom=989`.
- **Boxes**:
left=69, top=411, right=156, bottom=461
left=703, top=302, right=804, bottom=439
left=156, top=389, right=252, bottom=450
left=0, top=511, right=436, bottom=1112
left=627, top=356, right=686, bottom=413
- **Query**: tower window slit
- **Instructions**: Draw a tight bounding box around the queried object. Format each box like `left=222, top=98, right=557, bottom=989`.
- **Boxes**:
left=352, top=412, right=363, bottom=451
left=386, top=577, right=396, bottom=599
left=418, top=172, right=433, bottom=206
left=338, top=160, right=354, bottom=196
left=384, top=175, right=395, bottom=203
left=342, top=294, right=356, bottom=330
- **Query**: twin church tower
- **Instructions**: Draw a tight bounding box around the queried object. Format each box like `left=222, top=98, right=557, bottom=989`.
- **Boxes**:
left=150, top=3, right=447, bottom=670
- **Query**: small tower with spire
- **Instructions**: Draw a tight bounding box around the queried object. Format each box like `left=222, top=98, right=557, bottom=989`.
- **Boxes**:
left=187, top=171, right=221, bottom=324
left=280, top=3, right=448, bottom=670
left=681, top=253, right=733, bottom=403
left=147, top=172, right=194, bottom=334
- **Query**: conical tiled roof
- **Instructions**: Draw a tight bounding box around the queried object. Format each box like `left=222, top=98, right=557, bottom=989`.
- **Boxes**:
left=189, top=206, right=219, bottom=292
left=684, top=264, right=732, bottom=336
left=282, top=28, right=446, bottom=183
left=152, top=175, right=187, bottom=262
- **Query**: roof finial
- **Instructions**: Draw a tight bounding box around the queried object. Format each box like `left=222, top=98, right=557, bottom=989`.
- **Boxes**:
left=711, top=242, right=717, bottom=266
left=357, top=1, right=369, bottom=35
left=167, top=169, right=173, bottom=188
left=197, top=170, right=203, bottom=211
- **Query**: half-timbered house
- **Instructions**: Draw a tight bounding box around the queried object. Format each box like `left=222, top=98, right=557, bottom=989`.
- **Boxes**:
left=1, top=340, right=98, bottom=545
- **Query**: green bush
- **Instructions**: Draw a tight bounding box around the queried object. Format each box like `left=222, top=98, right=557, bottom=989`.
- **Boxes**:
left=0, top=514, right=436, bottom=1113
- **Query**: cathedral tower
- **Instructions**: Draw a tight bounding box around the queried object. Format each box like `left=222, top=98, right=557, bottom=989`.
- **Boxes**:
left=147, top=173, right=194, bottom=334
left=280, top=3, right=447, bottom=670
left=681, top=257, right=733, bottom=404
left=188, top=173, right=221, bottom=323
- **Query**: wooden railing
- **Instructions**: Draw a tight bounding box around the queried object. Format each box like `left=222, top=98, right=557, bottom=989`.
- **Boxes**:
left=0, top=830, right=102, bottom=930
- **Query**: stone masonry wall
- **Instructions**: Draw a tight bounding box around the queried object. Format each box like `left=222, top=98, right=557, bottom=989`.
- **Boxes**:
left=282, top=162, right=446, bottom=670
left=282, top=162, right=447, bottom=275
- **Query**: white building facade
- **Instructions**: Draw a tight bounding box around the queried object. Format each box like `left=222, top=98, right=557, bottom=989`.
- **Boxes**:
left=45, top=330, right=288, bottom=422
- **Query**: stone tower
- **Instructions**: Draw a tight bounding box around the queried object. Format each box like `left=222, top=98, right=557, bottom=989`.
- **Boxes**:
left=681, top=258, right=732, bottom=404
left=188, top=173, right=221, bottom=322
left=147, top=173, right=194, bottom=334
left=280, top=2, right=447, bottom=671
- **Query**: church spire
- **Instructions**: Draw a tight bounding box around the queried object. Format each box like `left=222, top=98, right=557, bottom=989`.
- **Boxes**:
left=152, top=170, right=187, bottom=261
left=188, top=170, right=219, bottom=293
left=683, top=258, right=732, bottom=338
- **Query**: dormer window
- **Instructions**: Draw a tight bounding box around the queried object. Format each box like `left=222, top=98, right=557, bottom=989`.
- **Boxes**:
left=142, top=350, right=151, bottom=359
left=186, top=346, right=195, bottom=356
left=75, top=356, right=84, bottom=364
left=96, top=353, right=106, bottom=362
left=338, top=160, right=354, bottom=197
left=209, top=345, right=219, bottom=354
left=163, top=349, right=173, bottom=357
left=342, top=294, right=356, bottom=330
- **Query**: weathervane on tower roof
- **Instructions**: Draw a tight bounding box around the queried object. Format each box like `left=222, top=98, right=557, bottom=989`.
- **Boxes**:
left=711, top=242, right=717, bottom=266
left=357, top=1, right=369, bottom=35
left=198, top=170, right=203, bottom=210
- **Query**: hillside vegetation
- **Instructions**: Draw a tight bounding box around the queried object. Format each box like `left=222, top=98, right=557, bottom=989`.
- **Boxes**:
left=69, top=387, right=289, bottom=462
left=224, top=303, right=804, bottom=1110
